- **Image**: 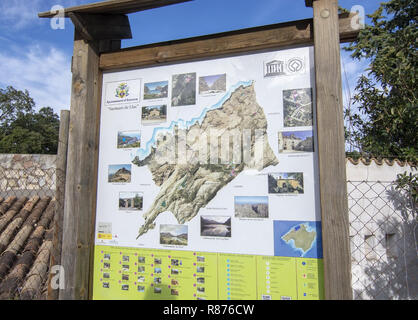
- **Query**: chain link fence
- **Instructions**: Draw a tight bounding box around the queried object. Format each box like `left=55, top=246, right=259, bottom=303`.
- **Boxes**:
left=348, top=180, right=418, bottom=300
left=0, top=154, right=62, bottom=300
left=1, top=153, right=416, bottom=300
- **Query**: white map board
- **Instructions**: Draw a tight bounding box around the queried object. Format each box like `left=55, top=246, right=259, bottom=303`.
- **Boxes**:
left=94, top=46, right=322, bottom=259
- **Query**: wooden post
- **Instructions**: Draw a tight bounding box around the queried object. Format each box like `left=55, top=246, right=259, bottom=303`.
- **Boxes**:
left=312, top=0, right=352, bottom=299
left=59, top=32, right=102, bottom=300
left=47, top=110, right=70, bottom=300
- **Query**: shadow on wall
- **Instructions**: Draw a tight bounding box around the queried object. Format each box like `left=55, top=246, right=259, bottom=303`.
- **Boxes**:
left=353, top=186, right=417, bottom=300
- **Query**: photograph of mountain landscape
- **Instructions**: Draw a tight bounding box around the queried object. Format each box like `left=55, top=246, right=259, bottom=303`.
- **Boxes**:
left=200, top=216, right=231, bottom=237
left=199, top=74, right=226, bottom=95
left=160, top=224, right=188, bottom=246
left=117, top=131, right=141, bottom=149
left=108, top=164, right=132, bottom=183
left=278, top=130, right=314, bottom=153
left=144, top=81, right=168, bottom=100
left=234, top=196, right=269, bottom=218
left=119, top=192, right=143, bottom=211
left=171, top=73, right=196, bottom=106
left=283, top=88, right=313, bottom=127
left=141, top=105, right=167, bottom=124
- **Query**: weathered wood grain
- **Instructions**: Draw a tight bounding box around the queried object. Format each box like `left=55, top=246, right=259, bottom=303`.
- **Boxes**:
left=312, top=0, right=353, bottom=300
left=59, top=31, right=102, bottom=300
left=38, top=0, right=192, bottom=18
left=100, top=14, right=359, bottom=70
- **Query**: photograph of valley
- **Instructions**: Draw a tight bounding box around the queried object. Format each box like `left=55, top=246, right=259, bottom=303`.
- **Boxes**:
left=108, top=164, right=132, bottom=183
left=199, top=73, right=226, bottom=95
left=200, top=216, right=231, bottom=237
left=144, top=81, right=168, bottom=100
left=234, top=196, right=269, bottom=218
left=160, top=224, right=188, bottom=246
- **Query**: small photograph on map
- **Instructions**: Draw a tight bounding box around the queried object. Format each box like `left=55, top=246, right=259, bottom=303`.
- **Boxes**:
left=122, top=274, right=129, bottom=281
left=103, top=262, right=110, bottom=269
left=278, top=130, right=314, bottom=153
left=268, top=173, right=304, bottom=194
left=197, top=266, right=205, bottom=273
left=171, top=269, right=179, bottom=275
left=103, top=273, right=110, bottom=279
left=171, top=279, right=179, bottom=286
left=154, top=267, right=162, bottom=274
left=200, top=216, right=231, bottom=238
left=144, top=81, right=169, bottom=100
left=172, top=72, right=196, bottom=106
left=108, top=164, right=131, bottom=183
left=122, top=264, right=129, bottom=272
left=122, top=255, right=129, bottom=262
left=103, top=282, right=110, bottom=289
left=137, top=286, right=145, bottom=292
left=141, top=105, right=167, bottom=125
left=197, top=256, right=205, bottom=262
left=160, top=224, right=188, bottom=246
left=117, top=131, right=141, bottom=149
left=154, top=287, right=162, bottom=294
left=138, top=276, right=145, bottom=282
left=171, top=289, right=179, bottom=296
left=122, top=284, right=129, bottom=291
left=119, top=192, right=143, bottom=211
left=199, top=73, right=226, bottom=95
left=154, top=258, right=162, bottom=264
left=171, top=259, right=179, bottom=266
left=138, top=256, right=145, bottom=263
left=197, top=287, right=205, bottom=293
left=283, top=88, right=313, bottom=127
left=197, top=277, right=205, bottom=284
left=234, top=196, right=269, bottom=219
left=154, top=277, right=162, bottom=284
left=138, top=266, right=145, bottom=273
left=103, top=254, right=111, bottom=260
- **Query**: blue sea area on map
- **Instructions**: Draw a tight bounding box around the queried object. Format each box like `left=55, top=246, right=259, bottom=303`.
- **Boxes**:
left=273, top=220, right=323, bottom=259
left=134, top=80, right=253, bottom=161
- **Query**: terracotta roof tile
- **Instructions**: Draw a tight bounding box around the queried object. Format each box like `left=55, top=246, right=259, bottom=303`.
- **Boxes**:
left=0, top=197, right=55, bottom=300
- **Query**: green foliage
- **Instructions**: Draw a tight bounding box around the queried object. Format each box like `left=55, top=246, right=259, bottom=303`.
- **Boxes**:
left=0, top=86, right=59, bottom=154
left=344, top=0, right=418, bottom=164
left=395, top=171, right=418, bottom=207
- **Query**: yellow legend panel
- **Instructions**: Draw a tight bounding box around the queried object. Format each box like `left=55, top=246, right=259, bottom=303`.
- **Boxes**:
left=93, top=245, right=324, bottom=300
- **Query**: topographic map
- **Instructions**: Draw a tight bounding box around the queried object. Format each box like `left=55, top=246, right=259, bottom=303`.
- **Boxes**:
left=133, top=82, right=278, bottom=239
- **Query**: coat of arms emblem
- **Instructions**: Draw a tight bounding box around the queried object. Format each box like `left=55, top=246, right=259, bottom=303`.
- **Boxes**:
left=115, top=83, right=130, bottom=99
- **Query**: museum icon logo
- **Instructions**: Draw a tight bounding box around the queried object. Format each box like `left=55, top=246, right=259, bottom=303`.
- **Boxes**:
left=264, top=57, right=305, bottom=77
left=265, top=60, right=285, bottom=77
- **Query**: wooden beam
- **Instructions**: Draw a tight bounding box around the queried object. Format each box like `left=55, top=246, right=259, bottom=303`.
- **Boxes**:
left=100, top=14, right=359, bottom=70
left=38, top=0, right=192, bottom=18
left=47, top=110, right=70, bottom=300
left=312, top=0, right=352, bottom=300
left=68, top=13, right=132, bottom=41
left=59, top=31, right=104, bottom=300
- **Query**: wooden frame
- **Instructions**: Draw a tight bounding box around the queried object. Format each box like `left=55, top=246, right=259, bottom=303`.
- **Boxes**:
left=41, top=0, right=356, bottom=300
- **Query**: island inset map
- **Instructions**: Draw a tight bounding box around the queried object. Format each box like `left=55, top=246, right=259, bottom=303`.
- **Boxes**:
left=133, top=82, right=279, bottom=239
left=273, top=221, right=322, bottom=258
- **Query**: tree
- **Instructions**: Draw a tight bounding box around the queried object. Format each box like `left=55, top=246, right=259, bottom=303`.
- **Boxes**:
left=0, top=86, right=60, bottom=154
left=344, top=0, right=417, bottom=163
